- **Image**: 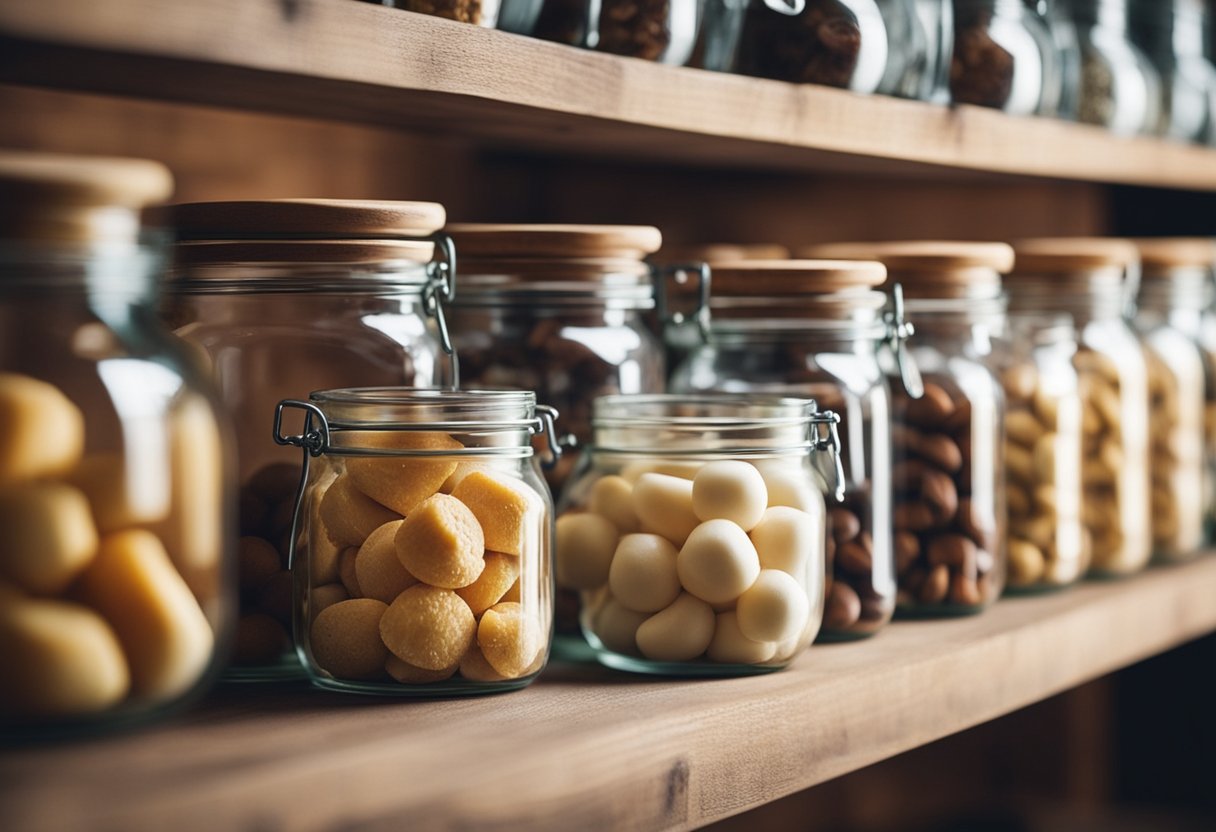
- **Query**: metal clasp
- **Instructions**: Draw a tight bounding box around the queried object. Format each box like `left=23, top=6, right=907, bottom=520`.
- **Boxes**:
left=654, top=262, right=712, bottom=345
left=272, top=400, right=332, bottom=570
left=425, top=231, right=460, bottom=389
left=809, top=409, right=846, bottom=503
left=531, top=404, right=570, bottom=471
left=883, top=283, right=924, bottom=399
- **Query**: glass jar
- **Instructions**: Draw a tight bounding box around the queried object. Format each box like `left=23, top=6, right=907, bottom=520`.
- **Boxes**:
left=810, top=242, right=1011, bottom=614
left=950, top=0, right=1052, bottom=115
left=165, top=199, right=455, bottom=679
left=1132, top=239, right=1212, bottom=560
left=1130, top=0, right=1216, bottom=142
left=916, top=0, right=956, bottom=102
left=592, top=0, right=704, bottom=64
left=0, top=151, right=234, bottom=737
left=668, top=259, right=919, bottom=639
left=533, top=0, right=594, bottom=45
left=1040, top=0, right=1083, bottom=118
left=1067, top=0, right=1161, bottom=135
left=275, top=389, right=557, bottom=694
left=734, top=0, right=891, bottom=93
left=1009, top=239, right=1152, bottom=576
left=556, top=394, right=841, bottom=674
left=876, top=0, right=933, bottom=97
left=378, top=0, right=503, bottom=27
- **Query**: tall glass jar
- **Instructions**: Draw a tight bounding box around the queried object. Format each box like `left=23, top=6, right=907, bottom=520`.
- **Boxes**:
left=917, top=0, right=956, bottom=102
left=668, top=259, right=918, bottom=639
left=556, top=394, right=841, bottom=674
left=0, top=151, right=234, bottom=737
left=1132, top=238, right=1212, bottom=559
left=592, top=0, right=704, bottom=64
left=275, top=389, right=557, bottom=694
left=1029, top=0, right=1083, bottom=117
left=1009, top=239, right=1152, bottom=576
left=1066, top=0, right=1161, bottom=135
left=810, top=242, right=1011, bottom=614
left=1130, top=0, right=1216, bottom=142
left=951, top=0, right=1053, bottom=114
left=164, top=200, right=454, bottom=679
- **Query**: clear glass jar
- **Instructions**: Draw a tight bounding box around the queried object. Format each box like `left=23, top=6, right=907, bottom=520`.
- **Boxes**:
left=276, top=389, right=557, bottom=694
left=0, top=151, right=234, bottom=737
left=668, top=259, right=917, bottom=639
left=557, top=394, right=841, bottom=674
left=379, top=0, right=503, bottom=27
left=1067, top=0, right=1161, bottom=135
left=1132, top=239, right=1212, bottom=560
left=591, top=0, right=704, bottom=64
left=690, top=0, right=751, bottom=71
left=1130, top=0, right=1216, bottom=142
left=951, top=0, right=1053, bottom=115
left=1025, top=0, right=1083, bottom=117
left=734, top=0, right=891, bottom=93
left=1009, top=240, right=1152, bottom=576
left=876, top=0, right=933, bottom=97
left=916, top=0, right=956, bottom=102
left=165, top=200, right=455, bottom=679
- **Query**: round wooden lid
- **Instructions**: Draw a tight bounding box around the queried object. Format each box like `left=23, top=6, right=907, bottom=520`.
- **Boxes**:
left=170, top=199, right=446, bottom=240
left=652, top=242, right=791, bottom=264
left=174, top=240, right=436, bottom=268
left=445, top=223, right=662, bottom=260
left=1011, top=238, right=1139, bottom=272
left=707, top=259, right=888, bottom=295
left=1132, top=238, right=1216, bottom=270
left=803, top=241, right=1015, bottom=274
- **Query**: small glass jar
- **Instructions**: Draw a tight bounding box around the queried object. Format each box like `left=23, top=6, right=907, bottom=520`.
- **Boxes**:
left=591, top=0, right=704, bottom=65
left=950, top=0, right=1052, bottom=115
left=668, top=259, right=919, bottom=639
left=734, top=0, right=891, bottom=93
left=811, top=242, right=1012, bottom=614
left=275, top=389, right=558, bottom=694
left=1130, top=0, right=1216, bottom=142
left=165, top=200, right=455, bottom=679
left=1067, top=0, right=1161, bottom=135
left=1132, top=239, right=1212, bottom=560
left=0, top=151, right=234, bottom=737
left=556, top=394, right=841, bottom=674
left=1009, top=239, right=1152, bottom=576
left=379, top=0, right=503, bottom=27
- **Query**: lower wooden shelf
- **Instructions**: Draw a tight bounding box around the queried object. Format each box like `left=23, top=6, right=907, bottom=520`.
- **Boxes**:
left=3, top=556, right=1215, bottom=831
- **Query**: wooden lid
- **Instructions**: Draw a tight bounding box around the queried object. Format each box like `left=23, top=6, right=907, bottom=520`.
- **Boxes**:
left=445, top=223, right=662, bottom=260
left=653, top=242, right=791, bottom=264
left=802, top=241, right=1011, bottom=299
left=707, top=259, right=888, bottom=295
left=174, top=240, right=436, bottom=268
left=1132, top=238, right=1216, bottom=270
left=170, top=199, right=446, bottom=240
left=1011, top=238, right=1139, bottom=272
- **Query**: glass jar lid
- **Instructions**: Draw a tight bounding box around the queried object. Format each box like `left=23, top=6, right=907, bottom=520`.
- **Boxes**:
left=1008, top=238, right=1140, bottom=316
left=651, top=242, right=792, bottom=265
left=1011, top=237, right=1139, bottom=274
left=804, top=241, right=1014, bottom=301
left=703, top=259, right=889, bottom=323
left=1132, top=238, right=1216, bottom=276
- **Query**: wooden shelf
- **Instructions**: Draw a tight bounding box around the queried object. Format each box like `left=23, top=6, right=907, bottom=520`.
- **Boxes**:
left=3, top=0, right=1216, bottom=188
left=3, top=556, right=1214, bottom=831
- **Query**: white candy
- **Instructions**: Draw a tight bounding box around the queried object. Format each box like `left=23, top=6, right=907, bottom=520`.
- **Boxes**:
left=736, top=569, right=809, bottom=644
left=555, top=513, right=619, bottom=591
left=691, top=461, right=769, bottom=531
left=632, top=473, right=700, bottom=546
left=591, top=598, right=649, bottom=656
left=749, top=506, right=816, bottom=580
left=635, top=593, right=715, bottom=662
left=707, top=611, right=777, bottom=665
left=608, top=533, right=681, bottom=613
left=620, top=460, right=702, bottom=483
left=589, top=475, right=641, bottom=533
left=757, top=461, right=821, bottom=512
left=677, top=519, right=761, bottom=605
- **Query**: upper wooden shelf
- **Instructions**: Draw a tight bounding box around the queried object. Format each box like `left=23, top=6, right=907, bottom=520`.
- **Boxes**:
left=4, top=0, right=1216, bottom=188
left=3, top=556, right=1214, bottom=831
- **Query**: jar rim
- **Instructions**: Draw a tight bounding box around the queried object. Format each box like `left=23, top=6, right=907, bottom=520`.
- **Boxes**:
left=592, top=393, right=819, bottom=428
left=311, top=387, right=535, bottom=411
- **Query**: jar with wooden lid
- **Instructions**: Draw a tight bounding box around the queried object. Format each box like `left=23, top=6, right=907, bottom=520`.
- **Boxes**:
left=556, top=394, right=841, bottom=674
left=164, top=199, right=456, bottom=679
left=1131, top=238, right=1213, bottom=558
left=808, top=242, right=1010, bottom=614
left=0, top=151, right=234, bottom=737
left=668, top=259, right=924, bottom=638
left=1008, top=239, right=1152, bottom=576
left=275, top=389, right=558, bottom=694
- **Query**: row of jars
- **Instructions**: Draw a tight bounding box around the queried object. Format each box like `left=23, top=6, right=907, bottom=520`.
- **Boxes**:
left=364, top=0, right=1216, bottom=143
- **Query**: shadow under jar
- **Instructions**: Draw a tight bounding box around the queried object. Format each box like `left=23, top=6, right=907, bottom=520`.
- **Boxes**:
left=556, top=394, right=841, bottom=675
left=1009, top=239, right=1152, bottom=577
left=163, top=199, right=455, bottom=680
left=277, top=388, right=557, bottom=694
left=951, top=0, right=1053, bottom=115
left=810, top=242, right=1012, bottom=615
left=668, top=258, right=915, bottom=639
left=0, top=151, right=234, bottom=738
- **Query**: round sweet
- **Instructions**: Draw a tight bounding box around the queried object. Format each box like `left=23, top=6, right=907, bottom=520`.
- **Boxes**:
left=456, top=552, right=521, bottom=616
left=0, top=481, right=98, bottom=595
left=589, top=475, right=641, bottom=533
left=478, top=601, right=540, bottom=679
left=459, top=643, right=508, bottom=682
left=555, top=513, right=618, bottom=591
left=310, top=598, right=389, bottom=681
left=233, top=613, right=290, bottom=665
left=749, top=506, right=817, bottom=579
left=607, top=533, right=681, bottom=613
left=237, top=535, right=281, bottom=591
left=676, top=519, right=761, bottom=605
left=620, top=460, right=702, bottom=483
left=344, top=431, right=463, bottom=516
left=308, top=490, right=342, bottom=585
left=319, top=474, right=400, bottom=548
left=354, top=520, right=416, bottom=604
left=706, top=611, right=777, bottom=665
left=0, top=372, right=84, bottom=486
left=635, top=593, right=715, bottom=662
left=450, top=470, right=541, bottom=557
left=338, top=547, right=361, bottom=597
left=309, top=583, right=349, bottom=618
left=691, top=461, right=768, bottom=531
left=632, top=473, right=701, bottom=546
left=736, top=569, right=810, bottom=644
left=394, top=494, right=485, bottom=590
left=590, top=598, right=649, bottom=656
left=385, top=654, right=458, bottom=684
left=379, top=585, right=476, bottom=671
left=756, top=461, right=821, bottom=513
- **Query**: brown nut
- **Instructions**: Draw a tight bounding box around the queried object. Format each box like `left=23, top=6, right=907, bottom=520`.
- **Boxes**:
left=904, top=383, right=956, bottom=426
left=949, top=573, right=982, bottom=607
left=835, top=539, right=873, bottom=576
left=894, top=532, right=920, bottom=574
left=894, top=502, right=935, bottom=532
left=824, top=581, right=862, bottom=630
left=915, top=434, right=964, bottom=473
left=918, top=564, right=950, bottom=604
left=926, top=534, right=978, bottom=579
left=828, top=508, right=861, bottom=544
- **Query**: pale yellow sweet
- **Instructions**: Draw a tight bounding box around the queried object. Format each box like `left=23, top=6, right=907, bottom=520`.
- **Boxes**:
left=232, top=613, right=290, bottom=666
left=319, top=474, right=401, bottom=548
left=338, top=547, right=361, bottom=597
left=308, top=485, right=342, bottom=585
left=440, top=460, right=512, bottom=494
left=0, top=595, right=130, bottom=717
left=677, top=519, right=761, bottom=605
left=354, top=520, right=416, bottom=604
left=477, top=601, right=539, bottom=678
left=394, top=494, right=485, bottom=589
left=76, top=530, right=214, bottom=699
left=632, top=473, right=701, bottom=546
left=589, top=475, right=641, bottom=533
left=310, top=583, right=349, bottom=618
left=0, top=372, right=84, bottom=485
left=344, top=431, right=463, bottom=515
left=459, top=642, right=508, bottom=682
left=386, top=654, right=458, bottom=684
left=707, top=611, right=777, bottom=665
left=755, top=461, right=821, bottom=512
left=555, top=512, right=619, bottom=591
left=456, top=552, right=521, bottom=616
left=379, top=585, right=476, bottom=671
left=310, top=598, right=389, bottom=681
left=635, top=592, right=715, bottom=662
left=735, top=569, right=809, bottom=644
left=620, top=460, right=702, bottom=482
left=749, top=506, right=816, bottom=579
left=607, top=533, right=681, bottom=613
left=691, top=461, right=769, bottom=531
left=157, top=393, right=224, bottom=572
left=450, top=471, right=541, bottom=557
left=69, top=452, right=170, bottom=534
left=589, top=597, right=648, bottom=656
left=0, top=481, right=98, bottom=594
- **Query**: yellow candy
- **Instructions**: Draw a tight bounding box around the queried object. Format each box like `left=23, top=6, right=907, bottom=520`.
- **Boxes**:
left=394, top=494, right=485, bottom=589
left=379, top=585, right=475, bottom=671
left=459, top=642, right=508, bottom=682
left=354, top=520, right=416, bottom=604
left=0, top=482, right=98, bottom=594
left=310, top=598, right=389, bottom=681
left=69, top=453, right=171, bottom=534
left=456, top=551, right=521, bottom=616
left=319, top=474, right=400, bottom=548
left=555, top=512, right=619, bottom=591
left=309, top=583, right=349, bottom=618
left=477, top=601, right=541, bottom=679
left=338, top=547, right=361, bottom=597
left=157, top=393, right=225, bottom=574
left=344, top=431, right=463, bottom=515
left=450, top=471, right=542, bottom=557
left=0, top=372, right=84, bottom=485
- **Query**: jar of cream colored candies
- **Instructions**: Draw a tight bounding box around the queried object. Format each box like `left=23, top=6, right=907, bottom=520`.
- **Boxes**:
left=275, top=389, right=558, bottom=695
left=557, top=394, right=842, bottom=675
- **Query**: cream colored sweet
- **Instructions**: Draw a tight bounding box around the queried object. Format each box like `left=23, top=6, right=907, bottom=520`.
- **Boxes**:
left=159, top=393, right=224, bottom=572
left=620, top=460, right=701, bottom=483
left=691, top=461, right=768, bottom=531
left=736, top=569, right=809, bottom=644
left=676, top=519, right=761, bottom=605
left=748, top=506, right=815, bottom=579
left=635, top=592, right=715, bottom=662
left=310, top=598, right=390, bottom=681
left=590, top=598, right=648, bottom=656
left=477, top=601, right=539, bottom=678
left=632, top=473, right=701, bottom=546
left=0, top=481, right=98, bottom=594
left=555, top=513, right=619, bottom=591
left=706, top=611, right=777, bottom=665
left=588, top=475, right=641, bottom=533
left=456, top=552, right=520, bottom=616
left=319, top=474, right=400, bottom=548
left=394, top=494, right=485, bottom=589
left=0, top=372, right=85, bottom=486
left=607, top=533, right=681, bottom=613
left=755, top=461, right=820, bottom=513
left=338, top=547, right=361, bottom=597
left=309, top=583, right=349, bottom=618
left=379, top=585, right=476, bottom=671
left=451, top=471, right=540, bottom=557
left=344, top=431, right=462, bottom=516
left=459, top=642, right=509, bottom=682
left=354, top=520, right=415, bottom=604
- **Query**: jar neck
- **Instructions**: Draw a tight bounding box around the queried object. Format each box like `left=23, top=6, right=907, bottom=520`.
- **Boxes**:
left=168, top=260, right=432, bottom=295
left=1006, top=271, right=1129, bottom=324
left=453, top=261, right=655, bottom=311
left=1137, top=268, right=1212, bottom=313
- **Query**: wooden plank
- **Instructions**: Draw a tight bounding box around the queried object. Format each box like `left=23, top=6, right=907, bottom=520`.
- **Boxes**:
left=2, top=557, right=1214, bottom=832
left=3, top=0, right=1216, bottom=188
